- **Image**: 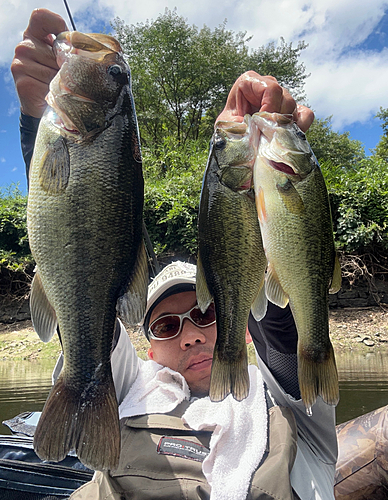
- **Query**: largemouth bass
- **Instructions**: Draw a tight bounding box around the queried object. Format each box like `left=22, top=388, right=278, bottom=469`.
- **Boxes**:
left=252, top=112, right=341, bottom=412
left=27, top=31, right=148, bottom=470
left=197, top=118, right=267, bottom=402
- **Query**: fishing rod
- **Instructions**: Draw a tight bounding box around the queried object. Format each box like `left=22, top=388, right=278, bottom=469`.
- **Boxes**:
left=63, top=0, right=77, bottom=31
left=61, top=0, right=161, bottom=276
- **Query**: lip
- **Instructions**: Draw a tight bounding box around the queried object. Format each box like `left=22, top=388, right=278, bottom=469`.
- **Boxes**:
left=187, top=355, right=213, bottom=372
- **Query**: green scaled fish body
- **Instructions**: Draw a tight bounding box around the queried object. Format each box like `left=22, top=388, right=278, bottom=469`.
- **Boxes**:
left=27, top=32, right=148, bottom=470
left=197, top=118, right=267, bottom=402
left=252, top=112, right=341, bottom=412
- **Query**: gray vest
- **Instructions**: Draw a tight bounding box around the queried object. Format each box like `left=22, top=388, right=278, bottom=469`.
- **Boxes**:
left=70, top=401, right=299, bottom=500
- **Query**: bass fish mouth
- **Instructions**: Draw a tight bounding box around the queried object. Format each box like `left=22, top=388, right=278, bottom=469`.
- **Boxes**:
left=268, top=160, right=298, bottom=176
left=54, top=31, right=121, bottom=63
left=49, top=31, right=128, bottom=136
left=215, top=120, right=248, bottom=135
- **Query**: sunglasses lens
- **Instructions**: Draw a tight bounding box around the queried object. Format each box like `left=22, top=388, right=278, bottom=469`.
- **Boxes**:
left=190, top=303, right=216, bottom=326
left=150, top=315, right=181, bottom=339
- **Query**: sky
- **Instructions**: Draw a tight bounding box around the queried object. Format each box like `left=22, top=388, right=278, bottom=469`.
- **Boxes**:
left=1, top=0, right=388, bottom=194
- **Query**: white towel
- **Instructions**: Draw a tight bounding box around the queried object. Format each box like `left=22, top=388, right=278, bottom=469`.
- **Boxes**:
left=183, top=365, right=267, bottom=500
left=119, top=359, right=190, bottom=419
left=119, top=361, right=268, bottom=500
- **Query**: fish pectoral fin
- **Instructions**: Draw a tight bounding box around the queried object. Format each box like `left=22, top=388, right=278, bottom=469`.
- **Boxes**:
left=251, top=276, right=268, bottom=321
left=30, top=270, right=58, bottom=343
left=276, top=179, right=305, bottom=215
left=329, top=253, right=342, bottom=294
left=117, top=241, right=149, bottom=325
left=265, top=264, right=289, bottom=308
left=196, top=254, right=213, bottom=313
left=39, top=136, right=70, bottom=193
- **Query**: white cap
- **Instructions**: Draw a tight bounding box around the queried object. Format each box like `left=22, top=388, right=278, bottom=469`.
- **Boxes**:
left=140, top=261, right=197, bottom=335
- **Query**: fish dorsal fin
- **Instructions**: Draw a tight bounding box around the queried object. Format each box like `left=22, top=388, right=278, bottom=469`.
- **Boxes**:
left=265, top=263, right=289, bottom=308
left=39, top=136, right=70, bottom=193
left=30, top=269, right=58, bottom=342
left=116, top=242, right=149, bottom=325
left=251, top=275, right=268, bottom=321
left=329, top=253, right=342, bottom=294
left=196, top=254, right=213, bottom=313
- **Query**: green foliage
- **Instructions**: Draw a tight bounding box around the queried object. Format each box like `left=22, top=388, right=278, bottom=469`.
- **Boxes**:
left=114, top=10, right=249, bottom=146
left=113, top=9, right=309, bottom=146
left=143, top=137, right=208, bottom=256
left=307, top=116, right=365, bottom=170
left=0, top=185, right=32, bottom=271
left=308, top=116, right=387, bottom=257
left=373, top=107, right=388, bottom=161
left=321, top=157, right=388, bottom=253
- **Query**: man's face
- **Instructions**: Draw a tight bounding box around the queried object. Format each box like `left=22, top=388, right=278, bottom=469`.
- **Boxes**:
left=147, top=291, right=216, bottom=397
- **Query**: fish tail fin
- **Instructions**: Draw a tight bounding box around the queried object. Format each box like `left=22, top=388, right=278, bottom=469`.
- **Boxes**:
left=298, top=343, right=339, bottom=413
left=34, top=369, right=120, bottom=471
left=210, top=348, right=249, bottom=402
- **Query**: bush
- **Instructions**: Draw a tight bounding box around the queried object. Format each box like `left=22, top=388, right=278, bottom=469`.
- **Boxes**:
left=143, top=137, right=208, bottom=257
left=0, top=185, right=32, bottom=271
left=2, top=142, right=388, bottom=274
left=321, top=157, right=388, bottom=254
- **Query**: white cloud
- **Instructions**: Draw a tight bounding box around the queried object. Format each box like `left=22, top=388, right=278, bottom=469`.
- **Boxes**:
left=1, top=157, right=6, bottom=163
left=1, top=0, right=388, bottom=136
left=304, top=48, right=388, bottom=129
left=7, top=100, right=19, bottom=117
left=0, top=0, right=93, bottom=65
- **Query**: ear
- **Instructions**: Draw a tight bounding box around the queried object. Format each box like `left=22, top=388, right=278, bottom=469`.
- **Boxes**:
left=148, top=347, right=154, bottom=360
left=245, top=327, right=252, bottom=344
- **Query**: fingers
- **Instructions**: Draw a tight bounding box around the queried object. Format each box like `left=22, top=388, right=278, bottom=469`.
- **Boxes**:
left=295, top=105, right=314, bottom=133
left=217, top=71, right=314, bottom=132
left=24, top=8, right=68, bottom=45
left=11, top=9, right=68, bottom=118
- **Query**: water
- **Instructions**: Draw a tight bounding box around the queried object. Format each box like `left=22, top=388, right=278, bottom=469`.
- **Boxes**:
left=0, top=351, right=387, bottom=433
left=336, top=348, right=388, bottom=424
left=0, top=359, right=55, bottom=434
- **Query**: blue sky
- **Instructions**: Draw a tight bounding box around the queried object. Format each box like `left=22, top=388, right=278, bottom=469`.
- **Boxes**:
left=1, top=0, right=388, bottom=194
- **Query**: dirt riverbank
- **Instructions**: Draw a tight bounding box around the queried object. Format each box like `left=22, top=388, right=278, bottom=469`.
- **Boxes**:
left=0, top=306, right=387, bottom=361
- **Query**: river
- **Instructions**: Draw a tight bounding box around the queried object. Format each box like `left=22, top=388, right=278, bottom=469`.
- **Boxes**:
left=335, top=348, right=388, bottom=423
left=0, top=350, right=387, bottom=434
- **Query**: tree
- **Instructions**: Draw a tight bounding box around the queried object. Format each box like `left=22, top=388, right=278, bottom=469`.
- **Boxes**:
left=113, top=10, right=249, bottom=146
left=373, top=107, right=388, bottom=161
left=324, top=156, right=388, bottom=255
left=113, top=10, right=310, bottom=147
left=306, top=116, right=365, bottom=171
left=0, top=185, right=31, bottom=271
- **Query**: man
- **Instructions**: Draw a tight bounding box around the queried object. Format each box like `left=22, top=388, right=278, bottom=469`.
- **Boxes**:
left=67, top=261, right=336, bottom=500
left=11, top=9, right=336, bottom=499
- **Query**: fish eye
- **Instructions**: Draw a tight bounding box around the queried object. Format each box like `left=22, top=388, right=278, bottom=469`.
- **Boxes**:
left=108, top=65, right=123, bottom=77
left=214, top=138, right=226, bottom=150
left=296, top=130, right=306, bottom=141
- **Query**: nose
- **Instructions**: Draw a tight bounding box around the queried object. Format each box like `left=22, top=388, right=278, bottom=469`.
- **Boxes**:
left=179, top=319, right=207, bottom=350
